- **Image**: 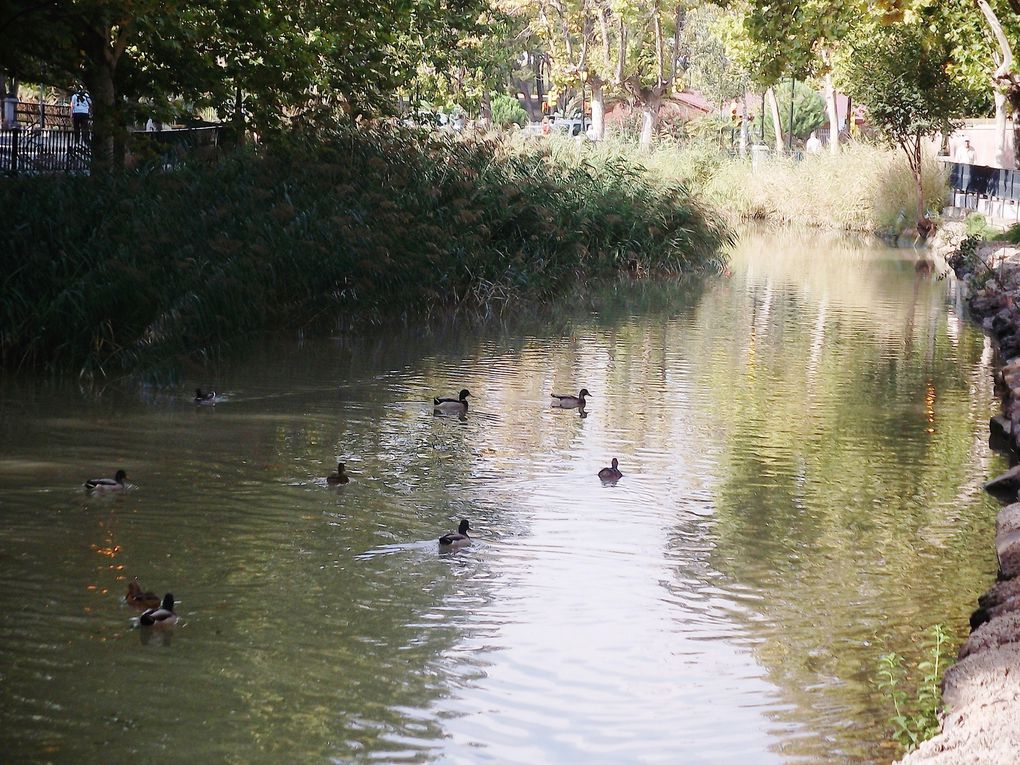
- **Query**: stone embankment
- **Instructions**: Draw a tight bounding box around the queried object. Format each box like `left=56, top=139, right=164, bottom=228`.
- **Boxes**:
left=897, top=225, right=1020, bottom=764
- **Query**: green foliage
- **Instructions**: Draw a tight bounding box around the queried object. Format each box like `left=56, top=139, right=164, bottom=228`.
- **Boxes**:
left=837, top=21, right=969, bottom=163
left=0, top=0, right=493, bottom=160
left=633, top=140, right=947, bottom=233
left=490, top=93, right=528, bottom=128
left=876, top=624, right=952, bottom=754
left=965, top=213, right=996, bottom=238
left=0, top=128, right=731, bottom=377
left=993, top=223, right=1020, bottom=244
left=741, top=0, right=864, bottom=83
left=755, top=80, right=826, bottom=144
left=946, top=234, right=987, bottom=279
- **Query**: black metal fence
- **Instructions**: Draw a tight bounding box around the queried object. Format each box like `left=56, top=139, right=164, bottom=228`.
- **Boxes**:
left=0, top=125, right=224, bottom=177
left=945, top=160, right=1020, bottom=225
left=0, top=127, right=90, bottom=176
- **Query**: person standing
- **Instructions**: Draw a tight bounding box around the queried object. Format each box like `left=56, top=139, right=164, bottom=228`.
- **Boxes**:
left=70, top=88, right=91, bottom=144
left=805, top=130, right=822, bottom=154
left=954, top=136, right=976, bottom=164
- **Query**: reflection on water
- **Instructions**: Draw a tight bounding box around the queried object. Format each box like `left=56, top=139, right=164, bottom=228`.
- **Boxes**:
left=0, top=228, right=1002, bottom=764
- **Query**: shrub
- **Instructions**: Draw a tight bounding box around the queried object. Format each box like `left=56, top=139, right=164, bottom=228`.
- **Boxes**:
left=491, top=93, right=529, bottom=128
left=0, top=127, right=731, bottom=377
left=877, top=624, right=953, bottom=754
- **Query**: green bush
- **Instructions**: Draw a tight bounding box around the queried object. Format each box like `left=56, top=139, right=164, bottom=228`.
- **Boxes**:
left=993, top=223, right=1020, bottom=244
left=491, top=93, right=528, bottom=128
left=0, top=127, right=731, bottom=377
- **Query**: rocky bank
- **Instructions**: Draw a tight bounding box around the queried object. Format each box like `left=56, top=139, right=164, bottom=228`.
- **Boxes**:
left=896, top=224, right=1020, bottom=764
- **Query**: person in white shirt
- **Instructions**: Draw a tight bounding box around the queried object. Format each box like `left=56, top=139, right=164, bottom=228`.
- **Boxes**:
left=70, top=89, right=91, bottom=144
left=955, top=137, right=976, bottom=164
left=805, top=130, right=822, bottom=154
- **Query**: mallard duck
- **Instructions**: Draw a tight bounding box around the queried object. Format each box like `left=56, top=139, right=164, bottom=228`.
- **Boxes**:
left=598, top=458, right=623, bottom=482
left=551, top=388, right=591, bottom=408
left=126, top=578, right=161, bottom=610
left=85, top=469, right=128, bottom=491
left=439, top=519, right=472, bottom=549
left=433, top=389, right=471, bottom=414
left=194, top=388, right=217, bottom=405
left=139, top=593, right=178, bottom=628
left=327, top=462, right=350, bottom=485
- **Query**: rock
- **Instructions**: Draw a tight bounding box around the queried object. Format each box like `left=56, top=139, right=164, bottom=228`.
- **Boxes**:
left=997, top=531, right=1020, bottom=579
left=959, top=611, right=1020, bottom=659
left=942, top=642, right=1020, bottom=710
left=991, top=415, right=1013, bottom=439
left=998, top=503, right=1020, bottom=537
left=997, top=503, right=1020, bottom=534
left=984, top=464, right=1020, bottom=501
left=979, top=576, right=1020, bottom=609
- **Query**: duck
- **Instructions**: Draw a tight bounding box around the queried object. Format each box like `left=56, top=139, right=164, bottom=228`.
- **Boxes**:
left=433, top=389, right=471, bottom=414
left=126, top=578, right=161, bottom=610
left=194, top=388, right=217, bottom=405
left=598, top=458, right=623, bottom=482
left=551, top=388, right=591, bottom=408
left=139, top=593, right=178, bottom=628
left=326, top=462, right=350, bottom=485
left=85, top=469, right=128, bottom=491
left=439, top=519, right=472, bottom=550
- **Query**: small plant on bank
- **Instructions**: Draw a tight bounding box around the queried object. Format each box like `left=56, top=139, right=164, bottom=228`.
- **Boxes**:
left=877, top=624, right=953, bottom=753
left=992, top=223, right=1020, bottom=244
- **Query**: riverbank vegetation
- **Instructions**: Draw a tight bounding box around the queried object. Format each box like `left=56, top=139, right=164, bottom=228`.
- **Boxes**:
left=0, top=127, right=731, bottom=377
left=878, top=624, right=954, bottom=754
left=540, top=136, right=948, bottom=235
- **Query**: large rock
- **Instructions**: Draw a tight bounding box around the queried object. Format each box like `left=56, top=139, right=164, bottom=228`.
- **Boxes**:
left=997, top=503, right=1020, bottom=536
left=960, top=611, right=1020, bottom=659
left=984, top=464, right=1020, bottom=501
left=978, top=576, right=1020, bottom=609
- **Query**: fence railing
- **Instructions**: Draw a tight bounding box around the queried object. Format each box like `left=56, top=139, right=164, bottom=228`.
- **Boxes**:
left=0, top=127, right=90, bottom=176
left=12, top=100, right=72, bottom=130
left=1, top=125, right=225, bottom=177
left=944, top=160, right=1020, bottom=224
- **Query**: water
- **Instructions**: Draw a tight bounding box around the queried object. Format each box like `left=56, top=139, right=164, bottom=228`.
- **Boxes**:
left=0, top=228, right=1003, bottom=764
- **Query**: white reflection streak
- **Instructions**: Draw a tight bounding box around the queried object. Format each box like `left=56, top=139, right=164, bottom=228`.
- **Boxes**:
left=806, top=297, right=828, bottom=385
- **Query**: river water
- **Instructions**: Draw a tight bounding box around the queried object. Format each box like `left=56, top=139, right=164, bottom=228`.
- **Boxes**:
left=0, top=228, right=1004, bottom=764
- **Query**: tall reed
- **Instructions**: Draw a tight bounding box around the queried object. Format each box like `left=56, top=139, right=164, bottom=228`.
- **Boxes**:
left=0, top=127, right=731, bottom=377
left=553, top=136, right=949, bottom=234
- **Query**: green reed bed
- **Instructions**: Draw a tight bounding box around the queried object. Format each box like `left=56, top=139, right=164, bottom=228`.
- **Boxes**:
left=552, top=137, right=949, bottom=235
left=1, top=127, right=731, bottom=377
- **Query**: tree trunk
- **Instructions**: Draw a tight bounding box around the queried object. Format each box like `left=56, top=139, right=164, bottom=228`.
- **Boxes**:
left=233, top=81, right=245, bottom=146
left=590, top=78, right=605, bottom=140
left=479, top=91, right=492, bottom=129
left=85, top=58, right=117, bottom=172
left=824, top=72, right=840, bottom=154
left=909, top=136, right=927, bottom=236
left=514, top=79, right=542, bottom=122
left=766, top=87, right=784, bottom=154
left=994, top=90, right=1009, bottom=167
left=639, top=94, right=661, bottom=149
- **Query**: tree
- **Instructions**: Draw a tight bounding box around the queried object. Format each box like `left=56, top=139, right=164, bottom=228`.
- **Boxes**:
left=518, top=0, right=709, bottom=147
left=0, top=0, right=492, bottom=168
left=740, top=0, right=869, bottom=154
left=839, top=20, right=969, bottom=236
left=756, top=79, right=825, bottom=148
left=491, top=92, right=529, bottom=125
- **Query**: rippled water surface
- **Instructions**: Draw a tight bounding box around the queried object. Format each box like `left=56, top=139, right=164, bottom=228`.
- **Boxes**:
left=0, top=229, right=1004, bottom=764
